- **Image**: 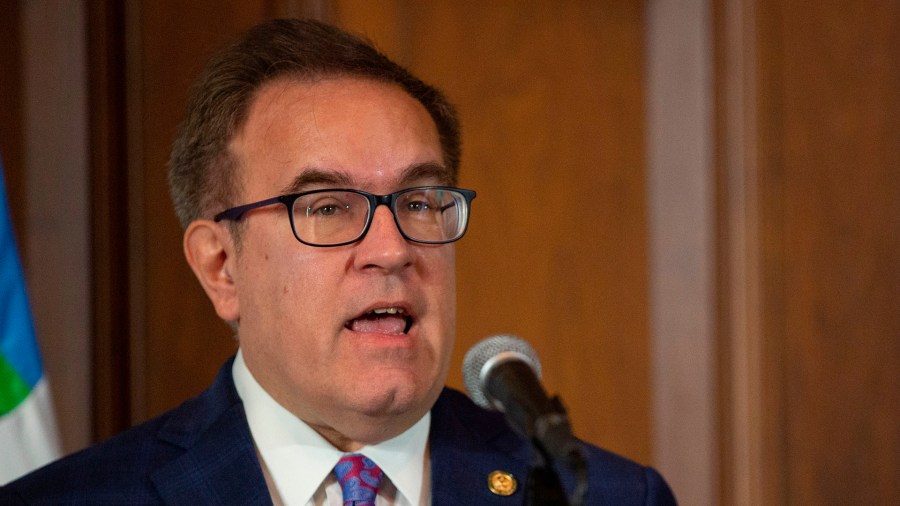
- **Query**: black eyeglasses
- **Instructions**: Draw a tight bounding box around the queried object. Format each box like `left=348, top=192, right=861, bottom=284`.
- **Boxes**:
left=214, top=186, right=476, bottom=247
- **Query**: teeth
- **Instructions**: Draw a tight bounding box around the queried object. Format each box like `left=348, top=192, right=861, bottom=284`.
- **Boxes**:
left=372, top=307, right=404, bottom=315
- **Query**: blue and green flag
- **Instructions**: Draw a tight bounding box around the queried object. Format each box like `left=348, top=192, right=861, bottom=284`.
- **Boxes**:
left=0, top=160, right=60, bottom=483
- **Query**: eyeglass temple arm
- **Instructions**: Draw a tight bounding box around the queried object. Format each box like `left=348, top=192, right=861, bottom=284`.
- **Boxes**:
left=439, top=201, right=458, bottom=213
left=213, top=195, right=285, bottom=222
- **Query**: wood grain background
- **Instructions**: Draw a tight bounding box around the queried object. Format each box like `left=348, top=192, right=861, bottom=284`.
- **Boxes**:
left=3, top=1, right=897, bottom=503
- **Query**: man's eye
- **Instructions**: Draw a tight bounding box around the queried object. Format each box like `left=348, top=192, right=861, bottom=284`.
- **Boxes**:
left=306, top=198, right=347, bottom=217
left=406, top=200, right=432, bottom=213
left=314, top=204, right=340, bottom=216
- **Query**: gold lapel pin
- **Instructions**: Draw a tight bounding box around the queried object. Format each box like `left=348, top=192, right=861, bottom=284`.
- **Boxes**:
left=487, top=470, right=518, bottom=496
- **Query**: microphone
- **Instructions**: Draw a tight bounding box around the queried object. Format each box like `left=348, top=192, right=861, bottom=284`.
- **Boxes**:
left=463, top=335, right=586, bottom=473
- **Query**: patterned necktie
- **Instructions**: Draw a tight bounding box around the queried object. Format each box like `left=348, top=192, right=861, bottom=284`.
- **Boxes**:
left=333, top=453, right=384, bottom=506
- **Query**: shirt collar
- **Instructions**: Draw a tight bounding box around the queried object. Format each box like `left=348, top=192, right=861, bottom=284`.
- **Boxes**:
left=233, top=349, right=430, bottom=505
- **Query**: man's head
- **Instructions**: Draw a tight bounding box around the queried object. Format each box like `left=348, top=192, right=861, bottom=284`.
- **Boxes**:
left=169, top=18, right=461, bottom=229
left=171, top=19, right=467, bottom=450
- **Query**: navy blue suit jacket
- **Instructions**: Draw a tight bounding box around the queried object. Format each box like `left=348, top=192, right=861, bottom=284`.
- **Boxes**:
left=1, top=359, right=676, bottom=505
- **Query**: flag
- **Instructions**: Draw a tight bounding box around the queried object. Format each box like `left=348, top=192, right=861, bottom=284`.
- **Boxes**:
left=0, top=160, right=60, bottom=484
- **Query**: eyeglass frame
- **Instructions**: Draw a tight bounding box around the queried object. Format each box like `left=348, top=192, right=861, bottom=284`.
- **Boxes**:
left=213, top=186, right=477, bottom=247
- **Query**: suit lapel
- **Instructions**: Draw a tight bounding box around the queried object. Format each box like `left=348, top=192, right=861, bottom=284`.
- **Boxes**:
left=429, top=389, right=530, bottom=506
left=149, top=359, right=272, bottom=505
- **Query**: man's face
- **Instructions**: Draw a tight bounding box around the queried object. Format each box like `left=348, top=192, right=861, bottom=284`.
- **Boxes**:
left=225, top=77, right=456, bottom=448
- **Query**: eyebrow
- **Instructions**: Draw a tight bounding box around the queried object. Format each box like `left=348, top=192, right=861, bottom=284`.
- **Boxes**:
left=397, top=161, right=455, bottom=187
left=279, top=161, right=454, bottom=195
left=280, top=169, right=352, bottom=194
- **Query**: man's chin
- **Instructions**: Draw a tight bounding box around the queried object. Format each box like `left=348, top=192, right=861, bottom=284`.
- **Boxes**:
left=323, top=368, right=447, bottom=443
left=349, top=380, right=439, bottom=425
left=352, top=383, right=423, bottom=418
left=315, top=395, right=425, bottom=449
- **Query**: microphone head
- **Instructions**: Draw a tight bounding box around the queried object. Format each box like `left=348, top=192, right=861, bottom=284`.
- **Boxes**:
left=462, top=334, right=542, bottom=409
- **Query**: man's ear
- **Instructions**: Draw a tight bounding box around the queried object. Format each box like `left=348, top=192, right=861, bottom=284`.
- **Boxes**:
left=183, top=220, right=240, bottom=322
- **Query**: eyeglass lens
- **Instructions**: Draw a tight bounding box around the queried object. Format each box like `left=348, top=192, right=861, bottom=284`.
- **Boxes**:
left=291, top=188, right=469, bottom=246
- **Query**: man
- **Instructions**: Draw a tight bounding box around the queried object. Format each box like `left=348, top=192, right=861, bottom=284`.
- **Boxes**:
left=1, top=19, right=675, bottom=505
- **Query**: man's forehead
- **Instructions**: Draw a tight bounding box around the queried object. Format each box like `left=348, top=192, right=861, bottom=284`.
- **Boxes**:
left=278, top=162, right=454, bottom=194
left=247, top=75, right=417, bottom=127
left=229, top=76, right=447, bottom=200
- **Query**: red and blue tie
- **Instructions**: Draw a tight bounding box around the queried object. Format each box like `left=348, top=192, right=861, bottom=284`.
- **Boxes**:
left=334, top=454, right=384, bottom=506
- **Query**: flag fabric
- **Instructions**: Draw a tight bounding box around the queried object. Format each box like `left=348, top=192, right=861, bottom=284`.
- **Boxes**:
left=0, top=160, right=61, bottom=484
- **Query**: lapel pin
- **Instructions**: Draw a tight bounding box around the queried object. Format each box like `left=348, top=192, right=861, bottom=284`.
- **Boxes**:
left=487, top=470, right=517, bottom=496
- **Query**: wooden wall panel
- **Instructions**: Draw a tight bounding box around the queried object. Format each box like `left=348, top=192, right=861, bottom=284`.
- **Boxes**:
left=769, top=1, right=900, bottom=503
left=89, top=0, right=132, bottom=442
left=0, top=0, right=25, bottom=243
left=718, top=0, right=900, bottom=503
left=333, top=1, right=653, bottom=463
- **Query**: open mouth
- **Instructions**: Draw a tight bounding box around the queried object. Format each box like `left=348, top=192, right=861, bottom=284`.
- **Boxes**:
left=345, top=307, right=414, bottom=335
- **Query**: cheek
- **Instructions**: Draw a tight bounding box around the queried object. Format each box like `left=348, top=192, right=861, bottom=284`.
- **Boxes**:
left=271, top=254, right=338, bottom=324
left=423, top=248, right=457, bottom=343
left=423, top=246, right=455, bottom=282
left=236, top=234, right=329, bottom=332
left=240, top=253, right=340, bottom=387
left=434, top=249, right=457, bottom=305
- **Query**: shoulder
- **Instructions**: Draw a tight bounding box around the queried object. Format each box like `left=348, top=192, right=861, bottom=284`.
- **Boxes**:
left=1, top=359, right=251, bottom=505
left=579, top=444, right=677, bottom=505
left=431, top=388, right=677, bottom=505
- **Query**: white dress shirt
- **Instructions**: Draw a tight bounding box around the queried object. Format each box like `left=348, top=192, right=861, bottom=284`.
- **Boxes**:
left=232, top=350, right=431, bottom=506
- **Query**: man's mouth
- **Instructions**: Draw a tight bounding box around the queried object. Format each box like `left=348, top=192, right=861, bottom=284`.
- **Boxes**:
left=345, top=307, right=414, bottom=335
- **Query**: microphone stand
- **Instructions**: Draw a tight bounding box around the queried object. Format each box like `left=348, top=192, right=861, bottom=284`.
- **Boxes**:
left=522, top=396, right=588, bottom=506
left=524, top=440, right=570, bottom=505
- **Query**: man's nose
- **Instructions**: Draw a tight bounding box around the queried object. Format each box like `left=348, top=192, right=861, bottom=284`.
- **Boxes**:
left=352, top=205, right=413, bottom=272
